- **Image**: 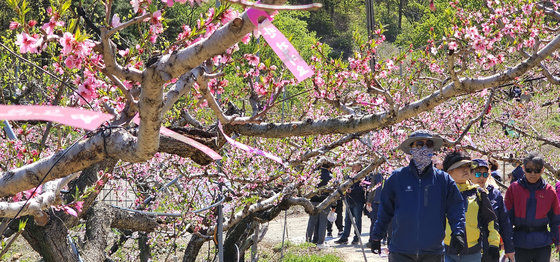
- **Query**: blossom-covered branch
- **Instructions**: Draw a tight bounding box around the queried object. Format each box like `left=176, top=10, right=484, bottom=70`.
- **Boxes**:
left=231, top=32, right=560, bottom=138
left=0, top=173, right=78, bottom=219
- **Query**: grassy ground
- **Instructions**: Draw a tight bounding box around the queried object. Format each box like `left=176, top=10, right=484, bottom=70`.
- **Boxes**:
left=254, top=241, right=344, bottom=262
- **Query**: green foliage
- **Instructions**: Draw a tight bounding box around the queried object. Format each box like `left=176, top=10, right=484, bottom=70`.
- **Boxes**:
left=544, top=114, right=560, bottom=131
left=254, top=241, right=344, bottom=262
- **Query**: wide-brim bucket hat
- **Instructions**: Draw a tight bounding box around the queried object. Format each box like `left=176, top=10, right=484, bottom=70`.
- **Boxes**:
left=398, top=129, right=444, bottom=154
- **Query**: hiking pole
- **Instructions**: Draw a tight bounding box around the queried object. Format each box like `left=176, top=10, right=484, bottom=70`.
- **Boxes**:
left=343, top=198, right=368, bottom=262
left=280, top=209, right=288, bottom=259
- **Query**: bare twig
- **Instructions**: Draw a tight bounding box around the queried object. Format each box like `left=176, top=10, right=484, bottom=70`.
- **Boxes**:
left=200, top=73, right=260, bottom=124
left=100, top=27, right=142, bottom=83
left=441, top=89, right=494, bottom=146
left=290, top=133, right=364, bottom=166
left=494, top=120, right=560, bottom=148
left=107, top=13, right=151, bottom=36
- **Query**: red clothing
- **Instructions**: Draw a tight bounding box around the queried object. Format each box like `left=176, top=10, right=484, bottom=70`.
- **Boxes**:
left=505, top=177, right=560, bottom=248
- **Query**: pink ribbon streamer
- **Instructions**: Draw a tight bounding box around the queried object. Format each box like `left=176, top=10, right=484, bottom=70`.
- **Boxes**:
left=133, top=116, right=222, bottom=161
left=218, top=122, right=284, bottom=165
left=247, top=8, right=314, bottom=83
left=0, top=105, right=112, bottom=130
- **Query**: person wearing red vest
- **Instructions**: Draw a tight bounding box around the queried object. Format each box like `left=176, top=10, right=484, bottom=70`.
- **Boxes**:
left=505, top=153, right=560, bottom=261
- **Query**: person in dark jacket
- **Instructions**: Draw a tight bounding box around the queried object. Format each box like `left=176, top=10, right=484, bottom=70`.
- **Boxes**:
left=366, top=172, right=385, bottom=247
left=488, top=158, right=502, bottom=183
left=327, top=199, right=344, bottom=237
left=370, top=130, right=466, bottom=261
left=505, top=153, right=560, bottom=261
left=334, top=162, right=366, bottom=245
left=470, top=159, right=515, bottom=262
left=510, top=160, right=524, bottom=184
left=306, top=160, right=336, bottom=248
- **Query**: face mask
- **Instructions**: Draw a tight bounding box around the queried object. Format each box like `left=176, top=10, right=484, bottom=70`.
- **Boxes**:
left=410, top=146, right=434, bottom=172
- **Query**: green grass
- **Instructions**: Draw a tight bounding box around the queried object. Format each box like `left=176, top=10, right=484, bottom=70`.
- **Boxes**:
left=253, top=241, right=344, bottom=262
left=282, top=253, right=344, bottom=262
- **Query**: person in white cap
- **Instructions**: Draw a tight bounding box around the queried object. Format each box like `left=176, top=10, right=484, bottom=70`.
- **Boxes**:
left=370, top=130, right=466, bottom=261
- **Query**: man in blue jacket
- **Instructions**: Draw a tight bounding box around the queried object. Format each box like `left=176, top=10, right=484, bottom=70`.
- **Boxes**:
left=370, top=130, right=466, bottom=261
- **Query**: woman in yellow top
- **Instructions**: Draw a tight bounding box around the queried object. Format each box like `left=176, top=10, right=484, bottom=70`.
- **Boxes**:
left=442, top=151, right=497, bottom=262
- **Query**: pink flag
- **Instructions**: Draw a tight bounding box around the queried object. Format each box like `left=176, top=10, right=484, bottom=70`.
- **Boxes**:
left=218, top=122, right=284, bottom=165
left=0, top=105, right=112, bottom=130
left=247, top=9, right=314, bottom=83
left=133, top=116, right=222, bottom=161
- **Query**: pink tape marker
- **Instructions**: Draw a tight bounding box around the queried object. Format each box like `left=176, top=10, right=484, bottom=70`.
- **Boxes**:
left=133, top=116, right=222, bottom=160
left=0, top=105, right=112, bottom=130
left=218, top=122, right=284, bottom=165
left=247, top=9, right=314, bottom=83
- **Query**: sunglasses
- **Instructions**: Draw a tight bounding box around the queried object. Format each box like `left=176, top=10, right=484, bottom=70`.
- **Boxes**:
left=524, top=168, right=542, bottom=174
left=411, top=140, right=434, bottom=148
left=474, top=172, right=489, bottom=178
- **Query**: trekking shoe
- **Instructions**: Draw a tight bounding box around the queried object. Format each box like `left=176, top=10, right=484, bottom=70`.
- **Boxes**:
left=351, top=237, right=360, bottom=245
left=316, top=243, right=328, bottom=249
left=365, top=241, right=372, bottom=249
left=334, top=238, right=348, bottom=244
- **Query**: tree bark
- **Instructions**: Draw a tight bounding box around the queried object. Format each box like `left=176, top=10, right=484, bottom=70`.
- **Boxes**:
left=224, top=214, right=255, bottom=262
left=139, top=232, right=152, bottom=262
left=182, top=234, right=206, bottom=262
left=82, top=204, right=114, bottom=262
left=21, top=213, right=78, bottom=262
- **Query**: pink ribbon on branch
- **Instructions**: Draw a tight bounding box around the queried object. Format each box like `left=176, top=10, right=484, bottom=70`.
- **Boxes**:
left=246, top=8, right=314, bottom=83
left=133, top=116, right=222, bottom=160
left=0, top=105, right=112, bottom=130
left=218, top=122, right=284, bottom=165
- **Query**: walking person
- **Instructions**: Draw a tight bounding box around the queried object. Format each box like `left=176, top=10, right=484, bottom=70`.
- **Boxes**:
left=442, top=152, right=497, bottom=262
left=306, top=159, right=336, bottom=248
left=334, top=162, right=366, bottom=245
left=470, top=159, right=515, bottom=262
left=505, top=153, right=560, bottom=262
left=510, top=159, right=524, bottom=184
left=365, top=172, right=384, bottom=248
left=488, top=158, right=502, bottom=183
left=326, top=199, right=343, bottom=237
left=370, top=130, right=466, bottom=261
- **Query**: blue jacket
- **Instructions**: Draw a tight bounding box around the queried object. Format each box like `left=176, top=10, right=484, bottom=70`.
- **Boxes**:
left=345, top=176, right=366, bottom=205
left=310, top=168, right=332, bottom=203
left=366, top=173, right=384, bottom=204
left=372, top=161, right=466, bottom=254
left=487, top=184, right=515, bottom=253
left=511, top=165, right=524, bottom=183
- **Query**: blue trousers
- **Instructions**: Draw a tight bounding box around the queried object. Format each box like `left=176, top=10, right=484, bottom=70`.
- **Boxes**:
left=444, top=252, right=481, bottom=262
left=340, top=200, right=364, bottom=240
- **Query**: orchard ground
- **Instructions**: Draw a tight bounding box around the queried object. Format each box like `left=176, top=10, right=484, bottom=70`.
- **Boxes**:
left=261, top=206, right=387, bottom=262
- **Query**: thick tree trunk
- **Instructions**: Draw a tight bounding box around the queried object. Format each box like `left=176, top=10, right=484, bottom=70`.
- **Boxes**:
left=224, top=214, right=255, bottom=262
left=22, top=214, right=78, bottom=262
left=81, top=204, right=115, bottom=262
left=139, top=232, right=152, bottom=262
left=223, top=204, right=285, bottom=262
left=182, top=234, right=206, bottom=262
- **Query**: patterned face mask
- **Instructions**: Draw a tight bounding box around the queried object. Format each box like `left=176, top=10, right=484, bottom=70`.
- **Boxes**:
left=410, top=146, right=434, bottom=172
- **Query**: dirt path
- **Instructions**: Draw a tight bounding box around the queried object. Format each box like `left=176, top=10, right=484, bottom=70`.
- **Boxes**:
left=261, top=208, right=387, bottom=262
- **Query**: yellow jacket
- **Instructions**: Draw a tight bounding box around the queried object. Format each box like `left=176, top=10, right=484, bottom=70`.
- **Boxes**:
left=444, top=181, right=497, bottom=254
